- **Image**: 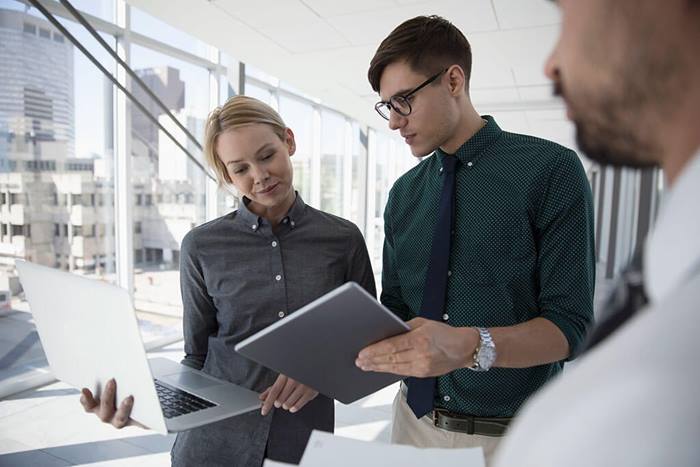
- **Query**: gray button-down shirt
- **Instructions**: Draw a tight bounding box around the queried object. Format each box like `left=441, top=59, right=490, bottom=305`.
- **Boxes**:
left=171, top=194, right=376, bottom=467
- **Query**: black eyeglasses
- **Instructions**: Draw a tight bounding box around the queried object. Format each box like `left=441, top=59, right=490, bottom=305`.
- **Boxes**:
left=374, top=68, right=448, bottom=120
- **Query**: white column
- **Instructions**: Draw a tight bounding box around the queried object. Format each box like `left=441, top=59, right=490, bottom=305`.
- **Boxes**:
left=114, top=0, right=133, bottom=295
left=342, top=120, right=353, bottom=220
left=310, top=107, right=321, bottom=207
left=206, top=47, right=220, bottom=221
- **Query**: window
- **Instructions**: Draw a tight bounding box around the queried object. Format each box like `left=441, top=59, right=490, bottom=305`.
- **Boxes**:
left=54, top=223, right=60, bottom=236
left=39, top=28, right=50, bottom=39
left=134, top=221, right=142, bottom=234
left=23, top=23, right=36, bottom=35
left=53, top=33, right=64, bottom=43
left=72, top=225, right=82, bottom=237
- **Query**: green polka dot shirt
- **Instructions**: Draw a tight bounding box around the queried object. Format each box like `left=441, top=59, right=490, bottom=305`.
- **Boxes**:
left=381, top=116, right=595, bottom=417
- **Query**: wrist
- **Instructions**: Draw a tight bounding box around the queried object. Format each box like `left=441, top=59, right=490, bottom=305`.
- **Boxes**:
left=458, top=327, right=481, bottom=369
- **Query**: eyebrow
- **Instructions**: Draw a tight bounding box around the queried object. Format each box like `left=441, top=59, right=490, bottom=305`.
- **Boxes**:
left=227, top=142, right=275, bottom=165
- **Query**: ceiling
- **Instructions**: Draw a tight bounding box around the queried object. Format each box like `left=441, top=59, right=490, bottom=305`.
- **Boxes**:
left=125, top=0, right=567, bottom=140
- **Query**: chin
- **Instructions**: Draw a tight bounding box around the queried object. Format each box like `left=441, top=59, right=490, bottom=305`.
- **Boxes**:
left=575, top=121, right=659, bottom=169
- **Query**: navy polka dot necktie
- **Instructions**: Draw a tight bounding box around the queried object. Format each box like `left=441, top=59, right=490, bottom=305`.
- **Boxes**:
left=406, top=154, right=458, bottom=419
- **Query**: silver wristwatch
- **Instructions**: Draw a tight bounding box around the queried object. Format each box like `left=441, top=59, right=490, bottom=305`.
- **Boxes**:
left=468, top=327, right=496, bottom=372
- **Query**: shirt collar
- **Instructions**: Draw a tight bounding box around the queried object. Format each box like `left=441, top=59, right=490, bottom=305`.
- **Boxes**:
left=435, top=115, right=502, bottom=166
left=235, top=191, right=306, bottom=230
left=644, top=147, right=700, bottom=303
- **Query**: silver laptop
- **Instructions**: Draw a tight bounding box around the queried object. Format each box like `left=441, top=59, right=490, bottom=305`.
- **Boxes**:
left=235, top=282, right=410, bottom=404
left=16, top=260, right=261, bottom=434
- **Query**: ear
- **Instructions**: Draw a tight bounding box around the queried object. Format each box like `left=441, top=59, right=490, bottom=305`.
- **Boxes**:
left=446, top=65, right=466, bottom=96
left=285, top=127, right=296, bottom=157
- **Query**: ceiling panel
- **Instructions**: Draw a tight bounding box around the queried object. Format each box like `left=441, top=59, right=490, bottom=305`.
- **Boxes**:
left=302, top=0, right=397, bottom=18
left=492, top=0, right=560, bottom=29
left=259, top=19, right=351, bottom=53
left=214, top=0, right=320, bottom=30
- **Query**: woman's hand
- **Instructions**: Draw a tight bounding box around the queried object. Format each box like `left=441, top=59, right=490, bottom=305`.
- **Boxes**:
left=259, top=374, right=318, bottom=416
left=80, top=378, right=145, bottom=429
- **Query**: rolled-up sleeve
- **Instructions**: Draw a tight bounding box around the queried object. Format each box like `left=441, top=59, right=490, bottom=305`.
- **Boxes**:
left=535, top=150, right=596, bottom=359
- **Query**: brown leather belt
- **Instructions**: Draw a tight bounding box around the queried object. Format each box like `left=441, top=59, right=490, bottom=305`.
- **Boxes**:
left=433, top=408, right=511, bottom=437
left=400, top=383, right=511, bottom=437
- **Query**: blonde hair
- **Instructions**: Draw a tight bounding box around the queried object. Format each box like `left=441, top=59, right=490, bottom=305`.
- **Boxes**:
left=204, top=95, right=287, bottom=186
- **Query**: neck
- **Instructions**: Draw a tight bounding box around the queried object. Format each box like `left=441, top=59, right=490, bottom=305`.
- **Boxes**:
left=440, top=101, right=485, bottom=154
left=248, top=188, right=296, bottom=227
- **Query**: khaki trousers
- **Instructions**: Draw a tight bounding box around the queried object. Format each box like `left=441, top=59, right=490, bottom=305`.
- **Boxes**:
left=390, top=389, right=501, bottom=466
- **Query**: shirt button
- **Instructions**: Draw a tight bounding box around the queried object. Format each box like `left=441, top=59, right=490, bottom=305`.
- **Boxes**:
left=443, top=395, right=451, bottom=402
left=278, top=311, right=285, bottom=318
left=275, top=274, right=282, bottom=281
left=442, top=314, right=449, bottom=321
left=271, top=241, right=278, bottom=248
left=439, top=167, right=443, bottom=173
left=447, top=270, right=452, bottom=277
left=251, top=224, right=257, bottom=230
left=467, top=162, right=473, bottom=167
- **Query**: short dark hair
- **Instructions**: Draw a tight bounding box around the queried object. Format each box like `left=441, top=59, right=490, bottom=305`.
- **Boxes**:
left=368, top=15, right=472, bottom=93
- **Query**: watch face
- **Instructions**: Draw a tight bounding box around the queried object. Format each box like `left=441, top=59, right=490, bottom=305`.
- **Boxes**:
left=478, top=345, right=497, bottom=368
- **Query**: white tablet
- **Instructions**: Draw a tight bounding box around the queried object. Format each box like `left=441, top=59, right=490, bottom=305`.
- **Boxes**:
left=235, top=282, right=410, bottom=404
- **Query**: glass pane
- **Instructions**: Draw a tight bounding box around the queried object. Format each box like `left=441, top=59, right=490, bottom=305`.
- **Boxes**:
left=350, top=122, right=367, bottom=232
left=53, top=0, right=114, bottom=23
left=0, top=5, right=116, bottom=383
left=278, top=95, right=313, bottom=203
left=129, top=44, right=210, bottom=321
left=131, top=5, right=210, bottom=59
left=245, top=83, right=274, bottom=107
left=320, top=109, right=345, bottom=215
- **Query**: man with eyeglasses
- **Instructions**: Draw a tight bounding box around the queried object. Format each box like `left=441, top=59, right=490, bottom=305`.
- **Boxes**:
left=355, top=15, right=595, bottom=463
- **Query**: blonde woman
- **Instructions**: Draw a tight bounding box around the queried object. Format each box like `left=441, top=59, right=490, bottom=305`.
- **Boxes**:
left=81, top=95, right=376, bottom=466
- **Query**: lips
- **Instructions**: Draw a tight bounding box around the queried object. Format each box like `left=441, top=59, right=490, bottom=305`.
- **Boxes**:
left=402, top=133, right=416, bottom=145
left=258, top=182, right=279, bottom=195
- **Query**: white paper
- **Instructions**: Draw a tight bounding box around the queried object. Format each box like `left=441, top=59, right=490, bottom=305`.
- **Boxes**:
left=263, top=460, right=298, bottom=467
left=299, top=430, right=485, bottom=467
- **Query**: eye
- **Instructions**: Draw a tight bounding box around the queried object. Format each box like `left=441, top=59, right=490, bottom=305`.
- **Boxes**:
left=232, top=166, right=247, bottom=175
left=262, top=152, right=274, bottom=161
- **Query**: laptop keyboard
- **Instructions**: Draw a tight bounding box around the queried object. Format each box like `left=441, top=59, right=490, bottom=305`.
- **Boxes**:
left=154, top=379, right=217, bottom=419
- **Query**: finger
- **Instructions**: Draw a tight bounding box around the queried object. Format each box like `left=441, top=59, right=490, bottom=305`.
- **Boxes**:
left=357, top=334, right=413, bottom=361
left=283, top=384, right=311, bottom=411
left=276, top=377, right=298, bottom=408
left=358, top=361, right=423, bottom=377
left=356, top=348, right=416, bottom=370
left=259, top=387, right=271, bottom=401
left=98, top=379, right=117, bottom=422
left=406, top=317, right=427, bottom=330
left=80, top=388, right=99, bottom=412
left=289, top=389, right=318, bottom=414
left=112, top=395, right=134, bottom=429
left=261, top=375, right=286, bottom=416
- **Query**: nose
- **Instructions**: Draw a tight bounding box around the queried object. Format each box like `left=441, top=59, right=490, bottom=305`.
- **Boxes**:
left=252, top=164, right=270, bottom=185
left=543, top=44, right=559, bottom=83
left=388, top=109, right=406, bottom=131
